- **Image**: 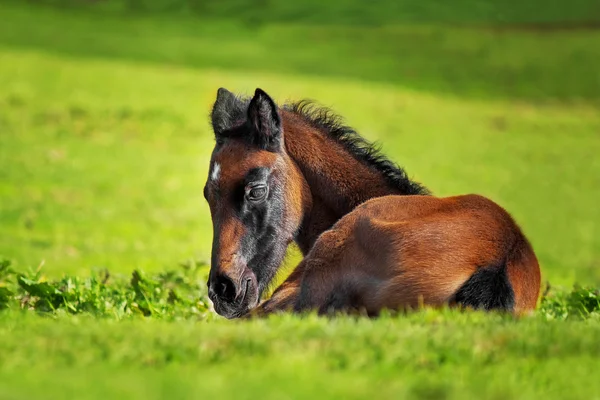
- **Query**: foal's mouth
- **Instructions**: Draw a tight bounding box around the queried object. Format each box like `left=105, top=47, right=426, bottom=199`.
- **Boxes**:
left=235, top=277, right=252, bottom=305
left=213, top=273, right=259, bottom=319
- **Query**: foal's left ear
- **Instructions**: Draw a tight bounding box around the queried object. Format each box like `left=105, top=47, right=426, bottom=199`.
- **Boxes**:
left=247, top=88, right=282, bottom=152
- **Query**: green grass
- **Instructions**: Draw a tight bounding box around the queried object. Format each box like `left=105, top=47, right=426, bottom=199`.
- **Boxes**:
left=11, top=0, right=600, bottom=25
left=2, top=48, right=599, bottom=283
left=1, top=257, right=599, bottom=399
left=1, top=2, right=600, bottom=398
left=2, top=257, right=599, bottom=321
left=1, top=311, right=600, bottom=399
left=0, top=253, right=599, bottom=398
left=1, top=4, right=600, bottom=102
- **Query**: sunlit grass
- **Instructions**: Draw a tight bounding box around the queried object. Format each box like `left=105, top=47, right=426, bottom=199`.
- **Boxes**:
left=1, top=50, right=598, bottom=284
left=1, top=4, right=600, bottom=398
left=0, top=297, right=599, bottom=399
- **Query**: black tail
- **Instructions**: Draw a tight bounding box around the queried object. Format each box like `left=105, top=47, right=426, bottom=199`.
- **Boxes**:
left=451, top=263, right=515, bottom=312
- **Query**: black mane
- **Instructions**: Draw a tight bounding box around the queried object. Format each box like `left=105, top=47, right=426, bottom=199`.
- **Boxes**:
left=284, top=100, right=430, bottom=196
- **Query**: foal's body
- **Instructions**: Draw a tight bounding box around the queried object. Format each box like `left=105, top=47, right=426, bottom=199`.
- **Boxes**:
left=256, top=194, right=540, bottom=316
left=204, top=88, right=541, bottom=319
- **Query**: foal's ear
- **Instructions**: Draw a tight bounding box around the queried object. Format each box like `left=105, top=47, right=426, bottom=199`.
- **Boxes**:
left=211, top=87, right=244, bottom=136
left=247, top=88, right=282, bottom=152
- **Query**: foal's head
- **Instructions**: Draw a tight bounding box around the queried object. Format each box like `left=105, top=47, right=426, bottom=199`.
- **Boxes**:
left=205, top=88, right=309, bottom=318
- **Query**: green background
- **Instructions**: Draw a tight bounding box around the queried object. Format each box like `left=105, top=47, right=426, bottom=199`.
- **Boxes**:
left=0, top=1, right=599, bottom=398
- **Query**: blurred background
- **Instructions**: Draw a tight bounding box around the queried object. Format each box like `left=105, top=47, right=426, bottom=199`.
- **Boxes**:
left=0, top=0, right=599, bottom=287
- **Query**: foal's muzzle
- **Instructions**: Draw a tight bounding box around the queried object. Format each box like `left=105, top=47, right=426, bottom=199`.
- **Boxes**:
left=208, top=268, right=259, bottom=319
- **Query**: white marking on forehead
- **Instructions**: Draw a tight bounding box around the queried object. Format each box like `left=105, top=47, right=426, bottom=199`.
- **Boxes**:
left=210, top=162, right=221, bottom=182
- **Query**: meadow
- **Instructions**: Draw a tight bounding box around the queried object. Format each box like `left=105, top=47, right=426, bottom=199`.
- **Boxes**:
left=0, top=1, right=599, bottom=398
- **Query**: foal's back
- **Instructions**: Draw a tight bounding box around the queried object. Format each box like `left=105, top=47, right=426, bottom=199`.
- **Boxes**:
left=299, top=194, right=540, bottom=315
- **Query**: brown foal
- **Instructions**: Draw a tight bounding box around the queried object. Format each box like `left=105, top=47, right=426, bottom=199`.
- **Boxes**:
left=204, top=88, right=540, bottom=319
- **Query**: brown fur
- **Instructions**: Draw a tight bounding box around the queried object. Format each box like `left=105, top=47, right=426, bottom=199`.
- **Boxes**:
left=253, top=194, right=540, bottom=316
left=208, top=88, right=541, bottom=318
left=280, top=110, right=402, bottom=252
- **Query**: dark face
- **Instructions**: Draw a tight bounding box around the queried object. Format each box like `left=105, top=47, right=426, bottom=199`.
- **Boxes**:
left=205, top=88, right=307, bottom=319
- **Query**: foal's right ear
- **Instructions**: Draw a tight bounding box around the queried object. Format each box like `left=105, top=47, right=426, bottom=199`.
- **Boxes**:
left=211, top=87, right=244, bottom=136
left=247, top=88, right=282, bottom=152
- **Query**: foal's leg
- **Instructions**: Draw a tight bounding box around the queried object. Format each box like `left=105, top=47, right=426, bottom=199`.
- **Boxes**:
left=251, top=259, right=356, bottom=317
left=292, top=228, right=370, bottom=314
left=293, top=258, right=363, bottom=315
left=247, top=260, right=308, bottom=317
left=290, top=224, right=387, bottom=315
left=249, top=231, right=352, bottom=316
left=249, top=227, right=374, bottom=317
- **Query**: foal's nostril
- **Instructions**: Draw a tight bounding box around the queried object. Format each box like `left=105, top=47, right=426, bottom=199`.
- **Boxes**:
left=212, top=274, right=236, bottom=302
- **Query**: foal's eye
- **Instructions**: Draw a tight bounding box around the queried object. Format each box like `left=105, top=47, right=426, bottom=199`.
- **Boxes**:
left=246, top=185, right=268, bottom=202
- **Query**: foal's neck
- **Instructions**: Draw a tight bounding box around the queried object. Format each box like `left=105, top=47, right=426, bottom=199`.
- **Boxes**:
left=281, top=110, right=417, bottom=253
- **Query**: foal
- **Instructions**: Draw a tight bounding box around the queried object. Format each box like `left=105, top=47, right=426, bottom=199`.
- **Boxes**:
left=204, top=88, right=541, bottom=318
